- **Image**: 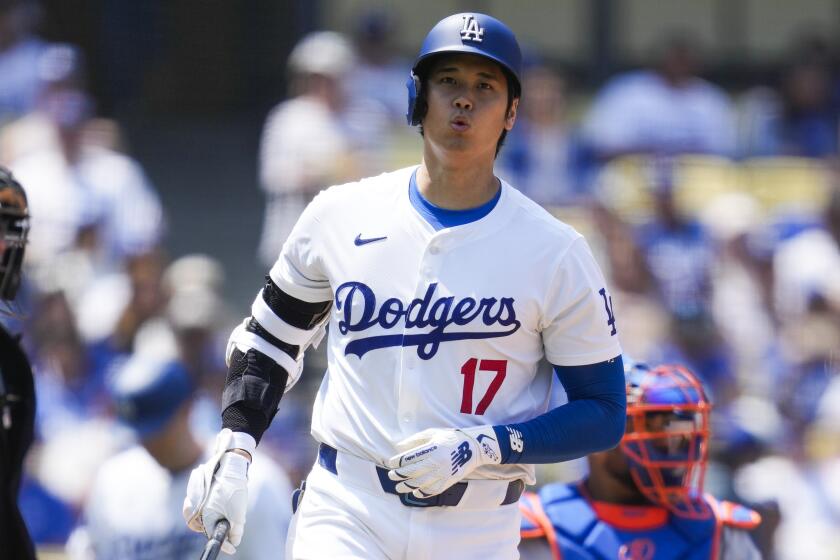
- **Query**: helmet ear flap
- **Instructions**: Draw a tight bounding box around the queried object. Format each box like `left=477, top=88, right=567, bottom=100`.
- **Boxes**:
left=406, top=71, right=422, bottom=126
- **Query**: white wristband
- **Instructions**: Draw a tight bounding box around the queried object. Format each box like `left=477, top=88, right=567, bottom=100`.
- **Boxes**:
left=228, top=431, right=257, bottom=457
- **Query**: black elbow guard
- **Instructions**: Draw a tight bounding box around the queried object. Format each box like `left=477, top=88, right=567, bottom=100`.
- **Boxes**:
left=221, top=348, right=289, bottom=442
left=262, top=276, right=332, bottom=330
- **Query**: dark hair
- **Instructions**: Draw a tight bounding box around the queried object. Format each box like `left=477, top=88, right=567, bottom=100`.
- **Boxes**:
left=415, top=57, right=519, bottom=158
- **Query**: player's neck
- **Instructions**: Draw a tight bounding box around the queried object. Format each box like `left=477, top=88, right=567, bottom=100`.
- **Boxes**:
left=418, top=152, right=499, bottom=210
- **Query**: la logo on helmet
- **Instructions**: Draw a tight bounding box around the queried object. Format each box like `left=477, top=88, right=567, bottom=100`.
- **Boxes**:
left=460, top=15, right=484, bottom=42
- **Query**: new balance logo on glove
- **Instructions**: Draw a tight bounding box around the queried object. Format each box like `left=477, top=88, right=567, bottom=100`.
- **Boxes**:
left=400, top=445, right=437, bottom=465
left=450, top=441, right=473, bottom=474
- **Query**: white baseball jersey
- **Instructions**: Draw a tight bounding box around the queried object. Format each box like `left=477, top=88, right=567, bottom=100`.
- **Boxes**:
left=68, top=444, right=292, bottom=560
left=272, top=166, right=621, bottom=484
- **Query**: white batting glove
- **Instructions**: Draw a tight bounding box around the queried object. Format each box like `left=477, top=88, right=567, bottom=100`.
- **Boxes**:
left=385, top=426, right=502, bottom=498
left=183, top=428, right=256, bottom=555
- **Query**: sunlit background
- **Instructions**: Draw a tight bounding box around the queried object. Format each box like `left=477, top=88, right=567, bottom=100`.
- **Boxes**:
left=3, top=1, right=840, bottom=558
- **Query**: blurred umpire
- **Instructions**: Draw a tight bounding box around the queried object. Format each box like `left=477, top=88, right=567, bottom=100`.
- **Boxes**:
left=0, top=165, right=35, bottom=559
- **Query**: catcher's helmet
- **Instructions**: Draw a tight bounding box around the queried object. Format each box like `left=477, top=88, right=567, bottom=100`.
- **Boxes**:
left=621, top=360, right=712, bottom=519
left=406, top=13, right=522, bottom=125
left=0, top=167, right=29, bottom=305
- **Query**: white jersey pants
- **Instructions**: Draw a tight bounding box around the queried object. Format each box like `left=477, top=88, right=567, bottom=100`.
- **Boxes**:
left=286, top=447, right=522, bottom=560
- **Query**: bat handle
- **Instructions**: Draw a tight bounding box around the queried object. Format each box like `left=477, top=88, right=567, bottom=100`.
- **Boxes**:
left=200, top=518, right=231, bottom=560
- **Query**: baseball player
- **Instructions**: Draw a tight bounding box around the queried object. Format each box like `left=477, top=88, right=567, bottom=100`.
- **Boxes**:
left=184, top=12, right=626, bottom=559
left=519, top=361, right=762, bottom=560
left=69, top=355, right=292, bottom=560
left=0, top=166, right=36, bottom=560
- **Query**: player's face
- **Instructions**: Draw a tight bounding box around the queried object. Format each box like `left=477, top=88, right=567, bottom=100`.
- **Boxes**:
left=422, top=53, right=518, bottom=156
left=596, top=412, right=695, bottom=499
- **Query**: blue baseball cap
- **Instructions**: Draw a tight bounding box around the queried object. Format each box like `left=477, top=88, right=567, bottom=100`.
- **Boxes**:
left=111, top=356, right=194, bottom=439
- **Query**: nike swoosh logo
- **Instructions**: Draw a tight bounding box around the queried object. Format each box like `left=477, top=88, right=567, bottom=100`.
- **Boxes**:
left=354, top=234, right=388, bottom=246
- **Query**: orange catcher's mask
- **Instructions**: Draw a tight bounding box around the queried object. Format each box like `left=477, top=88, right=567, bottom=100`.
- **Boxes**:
left=620, top=362, right=712, bottom=519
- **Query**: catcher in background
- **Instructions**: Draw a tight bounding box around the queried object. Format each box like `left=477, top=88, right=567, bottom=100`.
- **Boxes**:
left=0, top=166, right=36, bottom=560
left=519, top=361, right=762, bottom=560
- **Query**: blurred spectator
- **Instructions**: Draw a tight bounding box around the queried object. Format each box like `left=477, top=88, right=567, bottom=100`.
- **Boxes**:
left=773, top=186, right=840, bottom=321
left=740, top=36, right=840, bottom=159
left=8, top=44, right=163, bottom=270
left=163, top=254, right=230, bottom=381
left=258, top=30, right=388, bottom=266
left=634, top=158, right=716, bottom=320
left=652, top=315, right=735, bottom=406
left=605, top=157, right=734, bottom=399
left=161, top=254, right=232, bottom=441
left=735, top=337, right=840, bottom=560
left=28, top=291, right=111, bottom=438
left=498, top=64, right=585, bottom=205
left=0, top=0, right=48, bottom=125
left=737, top=86, right=783, bottom=158
left=75, top=251, right=167, bottom=371
left=740, top=59, right=839, bottom=158
left=20, top=250, right=170, bottom=541
left=345, top=9, right=410, bottom=124
left=257, top=31, right=355, bottom=265
left=706, top=399, right=782, bottom=560
left=66, top=355, right=293, bottom=560
left=778, top=59, right=839, bottom=158
left=776, top=309, right=839, bottom=433
left=704, top=193, right=782, bottom=396
left=18, top=290, right=123, bottom=546
left=582, top=35, right=736, bottom=158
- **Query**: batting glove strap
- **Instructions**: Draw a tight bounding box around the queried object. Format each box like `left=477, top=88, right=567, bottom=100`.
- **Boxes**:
left=228, top=430, right=257, bottom=458
left=385, top=425, right=502, bottom=499
left=462, top=425, right=503, bottom=465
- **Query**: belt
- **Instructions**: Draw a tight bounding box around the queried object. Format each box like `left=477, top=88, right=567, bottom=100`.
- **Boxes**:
left=317, top=443, right=524, bottom=508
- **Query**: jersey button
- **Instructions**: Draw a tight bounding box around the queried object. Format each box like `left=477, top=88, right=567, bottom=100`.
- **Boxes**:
left=429, top=245, right=440, bottom=255
left=402, top=415, right=411, bottom=423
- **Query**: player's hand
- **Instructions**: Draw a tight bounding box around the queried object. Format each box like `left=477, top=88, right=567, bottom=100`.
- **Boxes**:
left=385, top=426, right=502, bottom=498
left=183, top=429, right=255, bottom=555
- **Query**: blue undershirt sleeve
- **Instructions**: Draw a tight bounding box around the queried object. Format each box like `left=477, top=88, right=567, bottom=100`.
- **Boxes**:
left=492, top=356, right=626, bottom=464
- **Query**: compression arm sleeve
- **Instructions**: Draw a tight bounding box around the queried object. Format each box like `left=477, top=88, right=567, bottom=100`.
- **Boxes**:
left=492, top=356, right=626, bottom=464
left=221, top=277, right=331, bottom=444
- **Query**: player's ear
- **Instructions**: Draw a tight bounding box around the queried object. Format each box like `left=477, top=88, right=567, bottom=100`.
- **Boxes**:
left=504, top=98, right=519, bottom=131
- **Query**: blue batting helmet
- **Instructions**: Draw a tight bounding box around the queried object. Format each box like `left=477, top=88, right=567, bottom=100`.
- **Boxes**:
left=406, top=13, right=522, bottom=125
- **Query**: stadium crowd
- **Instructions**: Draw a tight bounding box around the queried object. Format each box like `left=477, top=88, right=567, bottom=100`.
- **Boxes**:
left=1, top=3, right=839, bottom=558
